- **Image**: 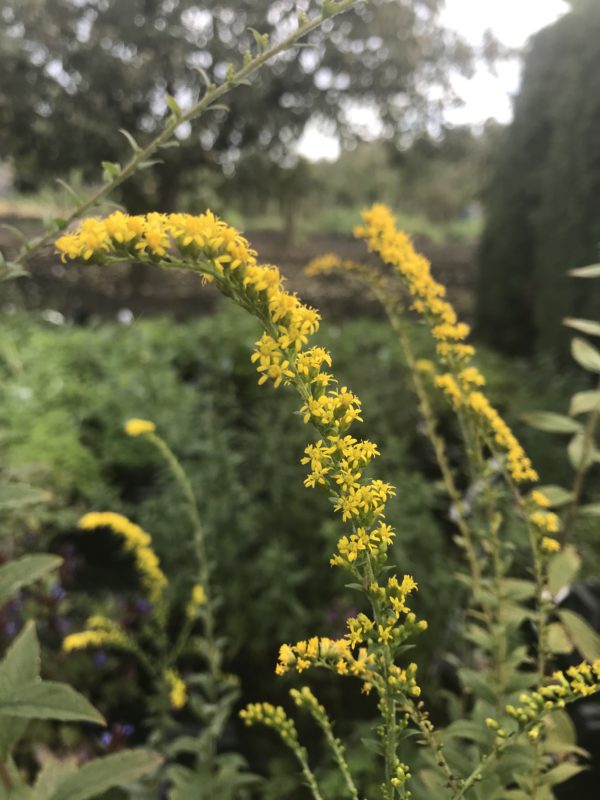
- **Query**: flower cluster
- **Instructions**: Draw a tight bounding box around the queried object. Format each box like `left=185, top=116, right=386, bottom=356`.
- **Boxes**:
left=503, top=660, right=600, bottom=738
left=165, top=668, right=187, bottom=709
left=528, top=490, right=561, bottom=553
left=57, top=214, right=399, bottom=575
left=56, top=210, right=257, bottom=274
left=354, top=205, right=538, bottom=485
left=240, top=702, right=299, bottom=748
left=124, top=418, right=156, bottom=437
left=63, top=615, right=128, bottom=653
left=79, top=512, right=167, bottom=605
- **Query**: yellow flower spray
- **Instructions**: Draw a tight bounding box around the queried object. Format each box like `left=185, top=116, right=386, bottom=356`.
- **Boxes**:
left=56, top=210, right=600, bottom=799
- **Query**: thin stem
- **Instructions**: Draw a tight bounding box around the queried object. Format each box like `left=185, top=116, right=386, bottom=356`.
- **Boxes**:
left=562, top=377, right=600, bottom=545
left=0, top=760, right=13, bottom=791
left=302, top=699, right=359, bottom=799
left=405, top=701, right=460, bottom=796
left=10, top=1, right=360, bottom=269
left=292, top=745, right=325, bottom=800
left=147, top=433, right=218, bottom=668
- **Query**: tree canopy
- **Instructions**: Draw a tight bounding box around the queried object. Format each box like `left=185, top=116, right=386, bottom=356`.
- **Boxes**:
left=477, top=0, right=600, bottom=357
left=0, top=0, right=471, bottom=209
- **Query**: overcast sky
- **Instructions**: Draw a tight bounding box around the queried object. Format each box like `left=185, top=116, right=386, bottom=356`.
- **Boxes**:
left=298, top=0, right=568, bottom=160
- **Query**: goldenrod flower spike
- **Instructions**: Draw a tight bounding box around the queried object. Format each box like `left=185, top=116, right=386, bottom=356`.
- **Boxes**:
left=78, top=511, right=167, bottom=605
left=124, top=418, right=156, bottom=437
left=165, top=669, right=187, bottom=710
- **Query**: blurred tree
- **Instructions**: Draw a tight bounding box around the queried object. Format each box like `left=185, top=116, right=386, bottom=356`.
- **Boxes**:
left=0, top=0, right=471, bottom=210
left=477, top=0, right=600, bottom=357
left=307, top=124, right=495, bottom=223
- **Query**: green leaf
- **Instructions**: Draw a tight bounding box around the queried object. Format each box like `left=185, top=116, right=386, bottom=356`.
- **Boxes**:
left=101, top=161, right=121, bottom=181
left=557, top=609, right=600, bottom=661
left=569, top=263, right=600, bottom=278
left=567, top=432, right=598, bottom=470
left=248, top=28, right=269, bottom=52
left=0, top=681, right=104, bottom=725
left=0, top=555, right=62, bottom=608
left=547, top=623, right=573, bottom=655
left=536, top=485, right=574, bottom=508
left=564, top=318, right=600, bottom=337
left=0, top=622, right=40, bottom=758
left=0, top=483, right=51, bottom=511
left=570, top=390, right=600, bottom=415
left=578, top=503, right=600, bottom=517
left=118, top=128, right=142, bottom=154
left=521, top=412, right=581, bottom=434
left=548, top=545, right=581, bottom=595
left=571, top=337, right=600, bottom=373
left=33, top=757, right=78, bottom=800
left=47, top=750, right=162, bottom=800
left=541, top=762, right=586, bottom=787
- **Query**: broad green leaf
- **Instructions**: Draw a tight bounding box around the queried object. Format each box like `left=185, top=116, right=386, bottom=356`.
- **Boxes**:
left=536, top=485, right=574, bottom=508
left=567, top=432, right=599, bottom=470
left=541, top=762, right=586, bottom=787
left=548, top=545, right=581, bottom=595
left=569, top=263, right=600, bottom=278
left=0, top=622, right=40, bottom=758
left=545, top=709, right=576, bottom=748
left=557, top=609, right=600, bottom=661
left=569, top=390, right=600, bottom=415
left=521, top=412, right=581, bottom=434
left=0, top=483, right=50, bottom=510
left=547, top=623, right=573, bottom=655
left=0, top=555, right=62, bottom=608
left=47, top=750, right=162, bottom=800
left=33, top=757, right=78, bottom=800
left=0, top=681, right=104, bottom=725
left=563, top=318, right=600, bottom=337
left=579, top=503, right=600, bottom=516
left=572, top=337, right=600, bottom=373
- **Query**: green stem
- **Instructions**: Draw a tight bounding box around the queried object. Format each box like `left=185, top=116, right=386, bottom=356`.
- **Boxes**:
left=12, top=1, right=360, bottom=269
left=562, top=377, right=600, bottom=545
left=292, top=745, right=325, bottom=800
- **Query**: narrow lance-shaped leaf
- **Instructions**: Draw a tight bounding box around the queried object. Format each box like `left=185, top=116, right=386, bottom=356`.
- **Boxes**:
left=0, top=681, right=104, bottom=725
left=47, top=750, right=163, bottom=800
left=572, top=337, right=600, bottom=373
left=569, top=263, right=600, bottom=278
left=564, top=318, right=600, bottom=337
left=0, top=622, right=40, bottom=758
left=0, top=555, right=62, bottom=609
left=521, top=411, right=582, bottom=434
left=570, top=390, right=600, bottom=416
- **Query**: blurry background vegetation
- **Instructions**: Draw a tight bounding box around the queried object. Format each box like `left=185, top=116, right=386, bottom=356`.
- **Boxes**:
left=0, top=0, right=599, bottom=797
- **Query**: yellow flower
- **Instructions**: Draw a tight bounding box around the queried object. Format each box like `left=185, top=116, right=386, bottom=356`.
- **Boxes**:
left=165, top=669, right=187, bottom=709
left=541, top=536, right=561, bottom=553
left=125, top=418, right=156, bottom=437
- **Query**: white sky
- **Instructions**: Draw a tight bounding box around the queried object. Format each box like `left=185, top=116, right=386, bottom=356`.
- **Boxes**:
left=297, top=0, right=569, bottom=161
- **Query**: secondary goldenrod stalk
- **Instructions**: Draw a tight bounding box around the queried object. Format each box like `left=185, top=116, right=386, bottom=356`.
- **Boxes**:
left=307, top=255, right=507, bottom=710
left=241, top=703, right=324, bottom=800
left=11, top=0, right=360, bottom=270
left=291, top=687, right=359, bottom=800
left=352, top=206, right=557, bottom=716
left=405, top=702, right=460, bottom=795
